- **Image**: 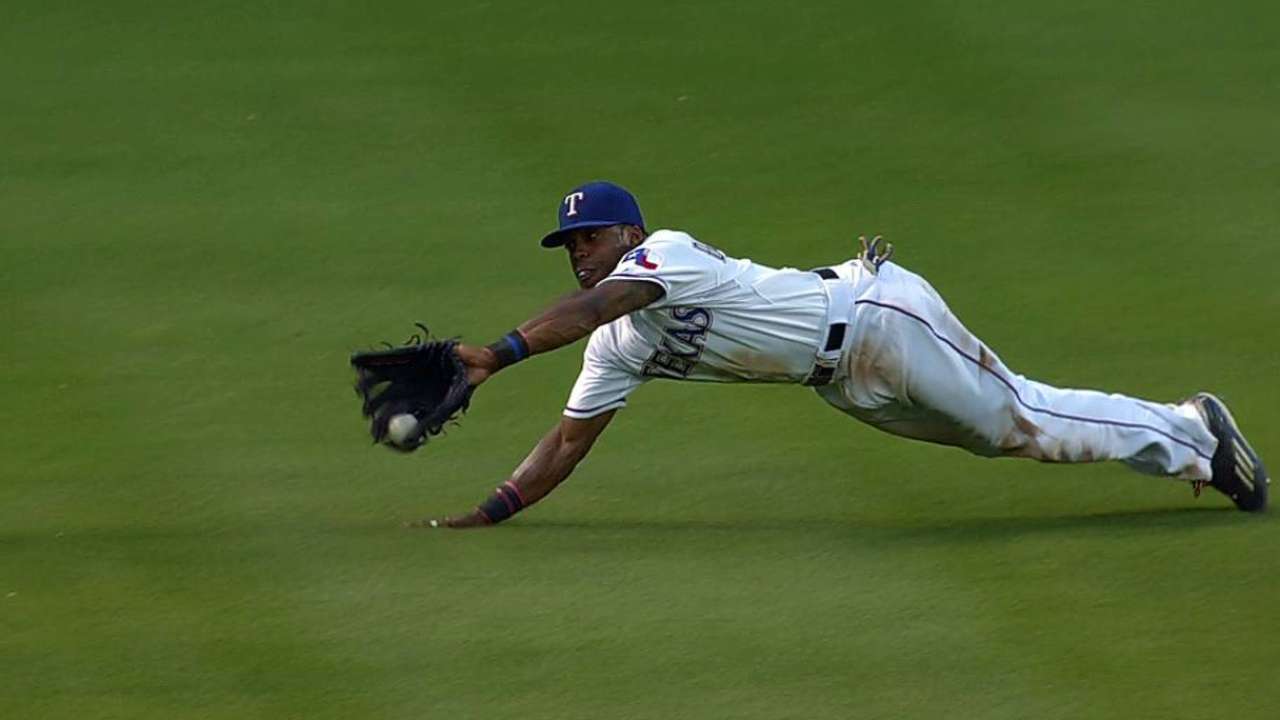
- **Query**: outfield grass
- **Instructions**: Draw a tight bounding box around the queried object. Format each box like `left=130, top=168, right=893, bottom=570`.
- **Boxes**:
left=3, top=2, right=1278, bottom=718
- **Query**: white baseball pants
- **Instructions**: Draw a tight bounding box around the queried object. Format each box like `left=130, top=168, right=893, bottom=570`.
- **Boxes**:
left=814, top=262, right=1215, bottom=480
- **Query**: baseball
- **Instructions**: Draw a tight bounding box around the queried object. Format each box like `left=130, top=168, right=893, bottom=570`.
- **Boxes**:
left=386, top=413, right=422, bottom=447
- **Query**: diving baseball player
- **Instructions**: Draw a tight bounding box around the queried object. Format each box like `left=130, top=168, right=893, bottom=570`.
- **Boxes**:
left=420, top=181, right=1269, bottom=527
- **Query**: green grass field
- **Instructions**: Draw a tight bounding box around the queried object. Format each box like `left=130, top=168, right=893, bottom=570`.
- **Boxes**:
left=3, top=2, right=1278, bottom=717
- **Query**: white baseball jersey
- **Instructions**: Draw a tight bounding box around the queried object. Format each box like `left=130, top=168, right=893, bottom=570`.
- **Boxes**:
left=564, top=229, right=829, bottom=419
left=562, top=228, right=1218, bottom=486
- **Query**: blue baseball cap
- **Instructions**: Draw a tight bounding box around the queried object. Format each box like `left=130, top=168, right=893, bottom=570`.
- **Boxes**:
left=540, top=181, right=645, bottom=248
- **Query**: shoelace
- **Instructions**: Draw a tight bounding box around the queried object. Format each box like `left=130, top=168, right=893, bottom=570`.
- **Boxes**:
left=1192, top=479, right=1210, bottom=498
left=858, top=235, right=894, bottom=274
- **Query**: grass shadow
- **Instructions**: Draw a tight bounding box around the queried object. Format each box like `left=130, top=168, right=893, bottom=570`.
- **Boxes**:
left=3, top=505, right=1265, bottom=548
left=514, top=504, right=1265, bottom=546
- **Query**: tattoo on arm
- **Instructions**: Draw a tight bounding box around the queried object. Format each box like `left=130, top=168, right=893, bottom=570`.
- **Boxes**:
left=518, top=280, right=664, bottom=355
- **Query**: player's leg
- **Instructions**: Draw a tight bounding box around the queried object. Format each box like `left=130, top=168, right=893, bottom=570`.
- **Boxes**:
left=817, top=262, right=1217, bottom=482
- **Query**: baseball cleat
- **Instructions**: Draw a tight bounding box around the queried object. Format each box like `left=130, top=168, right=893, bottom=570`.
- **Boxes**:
left=1190, top=392, right=1269, bottom=512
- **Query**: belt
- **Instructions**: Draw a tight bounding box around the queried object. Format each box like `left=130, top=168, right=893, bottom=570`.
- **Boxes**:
left=803, top=267, right=855, bottom=386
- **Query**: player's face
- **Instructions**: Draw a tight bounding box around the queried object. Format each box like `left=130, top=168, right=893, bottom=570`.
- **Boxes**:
left=563, top=225, right=634, bottom=289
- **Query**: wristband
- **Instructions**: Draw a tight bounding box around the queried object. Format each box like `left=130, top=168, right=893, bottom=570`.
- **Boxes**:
left=475, top=481, right=527, bottom=524
left=486, top=330, right=530, bottom=370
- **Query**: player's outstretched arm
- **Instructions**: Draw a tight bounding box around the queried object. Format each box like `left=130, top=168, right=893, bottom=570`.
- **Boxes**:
left=416, top=410, right=617, bottom=528
left=454, top=280, right=663, bottom=386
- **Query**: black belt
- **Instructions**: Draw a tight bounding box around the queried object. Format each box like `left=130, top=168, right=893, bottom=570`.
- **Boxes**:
left=803, top=268, right=848, bottom=386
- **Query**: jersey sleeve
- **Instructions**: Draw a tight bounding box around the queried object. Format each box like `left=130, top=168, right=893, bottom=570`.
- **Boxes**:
left=564, top=325, right=648, bottom=419
left=597, top=230, right=725, bottom=309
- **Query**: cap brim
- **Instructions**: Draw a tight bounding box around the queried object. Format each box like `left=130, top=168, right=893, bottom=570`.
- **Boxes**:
left=539, top=220, right=618, bottom=248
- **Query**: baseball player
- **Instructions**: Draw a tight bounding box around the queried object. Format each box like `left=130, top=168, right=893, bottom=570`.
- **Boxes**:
left=423, top=181, right=1269, bottom=527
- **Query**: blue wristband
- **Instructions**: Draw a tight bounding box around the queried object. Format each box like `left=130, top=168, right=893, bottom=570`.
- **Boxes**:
left=487, top=330, right=530, bottom=369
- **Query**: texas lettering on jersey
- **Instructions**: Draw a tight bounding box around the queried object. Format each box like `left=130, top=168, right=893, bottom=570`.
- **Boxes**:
left=641, top=306, right=713, bottom=379
left=563, top=229, right=831, bottom=420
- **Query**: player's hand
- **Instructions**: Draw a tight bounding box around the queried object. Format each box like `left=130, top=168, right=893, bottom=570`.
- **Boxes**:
left=453, top=343, right=498, bottom=387
left=858, top=234, right=894, bottom=274
left=404, top=511, right=490, bottom=529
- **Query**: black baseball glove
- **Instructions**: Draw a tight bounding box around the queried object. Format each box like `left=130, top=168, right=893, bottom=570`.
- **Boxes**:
left=350, top=324, right=473, bottom=452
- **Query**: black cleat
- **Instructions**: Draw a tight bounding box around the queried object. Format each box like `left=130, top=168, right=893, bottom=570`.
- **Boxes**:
left=1190, top=393, right=1269, bottom=512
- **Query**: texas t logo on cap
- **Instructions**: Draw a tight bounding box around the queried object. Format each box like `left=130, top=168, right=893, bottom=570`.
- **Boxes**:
left=541, top=181, right=646, bottom=248
left=564, top=191, right=585, bottom=217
